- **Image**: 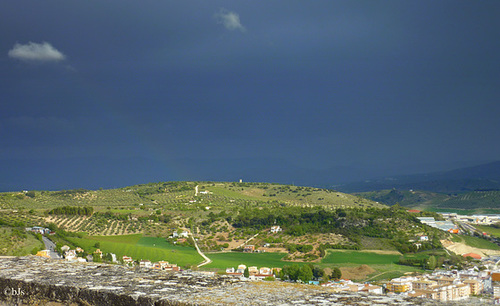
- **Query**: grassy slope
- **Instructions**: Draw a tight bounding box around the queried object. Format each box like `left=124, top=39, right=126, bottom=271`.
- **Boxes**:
left=475, top=225, right=500, bottom=238
left=320, top=250, right=423, bottom=282
left=451, top=234, right=500, bottom=250
left=321, top=250, right=400, bottom=265
left=203, top=252, right=293, bottom=270
left=65, top=235, right=203, bottom=267
left=0, top=227, right=44, bottom=256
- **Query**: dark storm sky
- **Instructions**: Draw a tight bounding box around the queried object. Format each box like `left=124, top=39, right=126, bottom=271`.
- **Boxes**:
left=1, top=1, right=499, bottom=189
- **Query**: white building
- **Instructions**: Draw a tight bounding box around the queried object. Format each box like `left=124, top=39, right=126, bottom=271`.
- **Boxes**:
left=270, top=226, right=282, bottom=233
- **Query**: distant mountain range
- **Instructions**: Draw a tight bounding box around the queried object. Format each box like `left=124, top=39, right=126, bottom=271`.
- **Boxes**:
left=1, top=155, right=498, bottom=194
left=335, top=161, right=500, bottom=194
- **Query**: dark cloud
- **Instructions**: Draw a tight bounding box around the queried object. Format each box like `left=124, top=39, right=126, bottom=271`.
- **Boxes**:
left=1, top=1, right=499, bottom=189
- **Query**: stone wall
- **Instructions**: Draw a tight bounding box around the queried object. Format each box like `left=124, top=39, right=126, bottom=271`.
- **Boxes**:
left=0, top=256, right=489, bottom=305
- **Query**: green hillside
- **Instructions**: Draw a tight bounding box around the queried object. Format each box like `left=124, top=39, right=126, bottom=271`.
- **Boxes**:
left=0, top=181, right=478, bottom=281
left=0, top=181, right=383, bottom=210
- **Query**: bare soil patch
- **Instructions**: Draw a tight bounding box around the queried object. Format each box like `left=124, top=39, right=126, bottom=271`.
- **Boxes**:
left=441, top=239, right=500, bottom=257
left=241, top=188, right=265, bottom=197
left=339, top=264, right=376, bottom=280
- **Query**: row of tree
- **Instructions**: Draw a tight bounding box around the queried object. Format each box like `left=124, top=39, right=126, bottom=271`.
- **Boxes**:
left=48, top=206, right=93, bottom=216
left=273, top=264, right=341, bottom=283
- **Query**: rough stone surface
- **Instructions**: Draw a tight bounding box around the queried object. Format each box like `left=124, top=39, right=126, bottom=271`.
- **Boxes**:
left=0, top=257, right=491, bottom=305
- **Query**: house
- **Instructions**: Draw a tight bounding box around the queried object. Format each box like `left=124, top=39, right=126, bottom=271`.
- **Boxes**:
left=61, top=245, right=70, bottom=252
left=463, top=279, right=483, bottom=295
left=236, top=264, right=247, bottom=274
left=413, top=279, right=437, bottom=290
left=225, top=267, right=243, bottom=277
left=75, top=247, right=84, bottom=253
left=93, top=249, right=103, bottom=259
left=270, top=226, right=282, bottom=233
left=419, top=235, right=429, bottom=241
left=30, top=226, right=51, bottom=235
left=248, top=266, right=258, bottom=275
left=492, top=272, right=500, bottom=282
left=157, top=261, right=169, bottom=269
left=243, top=245, right=255, bottom=253
left=36, top=250, right=51, bottom=258
left=360, top=284, right=383, bottom=295
left=462, top=253, right=481, bottom=260
left=64, top=250, right=77, bottom=261
left=494, top=283, right=500, bottom=304
left=172, top=230, right=189, bottom=238
left=387, top=277, right=414, bottom=292
left=259, top=267, right=272, bottom=275
left=140, top=260, right=152, bottom=268
left=122, top=256, right=133, bottom=263
left=164, top=263, right=179, bottom=272
left=175, top=238, right=187, bottom=244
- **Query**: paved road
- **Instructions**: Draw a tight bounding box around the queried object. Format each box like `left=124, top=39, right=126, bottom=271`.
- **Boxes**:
left=458, top=221, right=482, bottom=236
left=42, top=236, right=62, bottom=259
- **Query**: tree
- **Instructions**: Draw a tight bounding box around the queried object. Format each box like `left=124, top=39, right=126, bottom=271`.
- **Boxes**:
left=94, top=242, right=101, bottom=249
left=286, top=264, right=301, bottom=281
left=278, top=268, right=287, bottom=280
left=330, top=267, right=342, bottom=280
left=244, top=267, right=250, bottom=278
left=310, top=265, right=324, bottom=280
left=298, top=265, right=313, bottom=283
left=428, top=255, right=437, bottom=270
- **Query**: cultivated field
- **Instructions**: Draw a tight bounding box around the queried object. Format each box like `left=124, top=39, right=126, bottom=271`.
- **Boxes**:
left=65, top=235, right=203, bottom=267
left=475, top=225, right=500, bottom=238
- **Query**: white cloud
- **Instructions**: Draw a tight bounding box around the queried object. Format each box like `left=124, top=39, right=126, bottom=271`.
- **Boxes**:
left=215, top=9, right=246, bottom=32
left=8, top=42, right=66, bottom=62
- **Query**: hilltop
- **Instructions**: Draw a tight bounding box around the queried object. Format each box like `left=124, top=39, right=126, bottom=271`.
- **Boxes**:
left=1, top=181, right=382, bottom=210
left=0, top=181, right=383, bottom=238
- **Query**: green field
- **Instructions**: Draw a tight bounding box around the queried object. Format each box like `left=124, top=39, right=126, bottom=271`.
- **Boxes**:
left=475, top=225, right=500, bottom=238
left=429, top=208, right=500, bottom=215
left=451, top=234, right=500, bottom=250
left=321, top=250, right=400, bottom=265
left=204, top=252, right=291, bottom=270
left=65, top=235, right=203, bottom=267
left=319, top=250, right=423, bottom=282
left=363, top=264, right=423, bottom=282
